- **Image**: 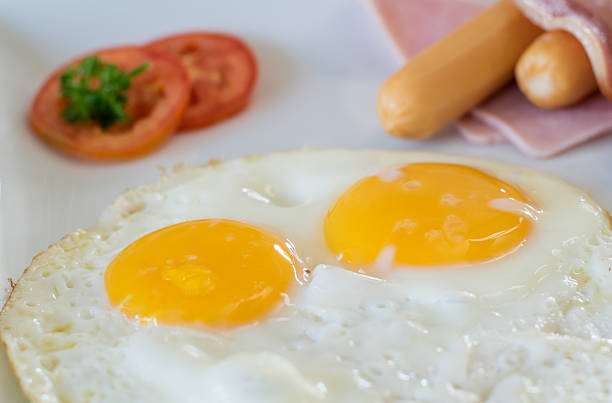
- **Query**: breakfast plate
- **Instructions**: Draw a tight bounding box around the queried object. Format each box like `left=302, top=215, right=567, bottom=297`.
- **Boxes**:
left=1, top=0, right=611, bottom=401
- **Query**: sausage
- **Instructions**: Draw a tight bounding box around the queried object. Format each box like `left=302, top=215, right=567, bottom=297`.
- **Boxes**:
left=513, top=0, right=612, bottom=100
left=515, top=30, right=598, bottom=109
left=377, top=0, right=542, bottom=139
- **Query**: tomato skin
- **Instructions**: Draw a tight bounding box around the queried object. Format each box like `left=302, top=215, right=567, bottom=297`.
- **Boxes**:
left=147, top=32, right=258, bottom=131
left=29, top=46, right=190, bottom=160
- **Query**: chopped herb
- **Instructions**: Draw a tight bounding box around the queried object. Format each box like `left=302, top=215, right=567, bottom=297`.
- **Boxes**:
left=60, top=56, right=149, bottom=128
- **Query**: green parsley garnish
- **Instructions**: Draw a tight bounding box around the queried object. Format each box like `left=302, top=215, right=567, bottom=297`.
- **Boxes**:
left=60, top=56, right=149, bottom=128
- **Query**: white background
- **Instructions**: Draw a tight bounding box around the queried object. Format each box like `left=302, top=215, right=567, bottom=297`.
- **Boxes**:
left=1, top=0, right=611, bottom=401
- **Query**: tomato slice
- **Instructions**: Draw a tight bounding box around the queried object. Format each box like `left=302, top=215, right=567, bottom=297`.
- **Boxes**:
left=29, top=46, right=190, bottom=160
left=147, top=32, right=258, bottom=131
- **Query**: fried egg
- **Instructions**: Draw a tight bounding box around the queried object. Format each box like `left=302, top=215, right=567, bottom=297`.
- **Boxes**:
left=1, top=149, right=612, bottom=402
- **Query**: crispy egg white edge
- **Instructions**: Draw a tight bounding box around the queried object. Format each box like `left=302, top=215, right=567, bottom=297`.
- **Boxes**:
left=1, top=147, right=611, bottom=403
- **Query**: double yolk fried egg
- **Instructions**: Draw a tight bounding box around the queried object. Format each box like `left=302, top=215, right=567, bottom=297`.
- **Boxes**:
left=2, top=149, right=612, bottom=402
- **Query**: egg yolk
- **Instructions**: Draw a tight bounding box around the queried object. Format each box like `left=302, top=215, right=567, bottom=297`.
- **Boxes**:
left=324, top=163, right=531, bottom=267
left=105, top=219, right=299, bottom=328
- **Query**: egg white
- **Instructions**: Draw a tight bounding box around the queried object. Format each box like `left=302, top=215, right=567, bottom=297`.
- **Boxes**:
left=1, top=149, right=612, bottom=402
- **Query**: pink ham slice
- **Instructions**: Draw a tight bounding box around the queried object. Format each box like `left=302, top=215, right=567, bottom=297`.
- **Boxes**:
left=370, top=0, right=612, bottom=157
left=456, top=114, right=508, bottom=145
left=469, top=85, right=612, bottom=157
left=369, top=0, right=487, bottom=57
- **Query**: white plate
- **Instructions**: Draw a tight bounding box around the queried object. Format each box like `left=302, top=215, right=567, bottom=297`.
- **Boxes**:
left=1, top=0, right=611, bottom=401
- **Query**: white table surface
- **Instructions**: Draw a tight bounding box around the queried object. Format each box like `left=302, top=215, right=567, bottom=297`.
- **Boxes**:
left=1, top=0, right=611, bottom=401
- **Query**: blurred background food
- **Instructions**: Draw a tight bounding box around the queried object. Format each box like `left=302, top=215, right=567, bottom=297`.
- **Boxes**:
left=374, top=0, right=612, bottom=158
